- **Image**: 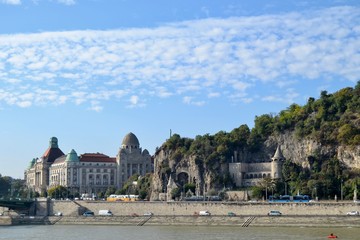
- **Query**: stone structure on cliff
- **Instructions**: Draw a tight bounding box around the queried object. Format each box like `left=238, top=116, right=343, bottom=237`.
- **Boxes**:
left=24, top=133, right=152, bottom=196
left=229, top=145, right=284, bottom=187
left=150, top=143, right=285, bottom=201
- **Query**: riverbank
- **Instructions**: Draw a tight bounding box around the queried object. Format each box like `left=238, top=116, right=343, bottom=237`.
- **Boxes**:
left=2, top=215, right=360, bottom=227
left=2, top=200, right=360, bottom=227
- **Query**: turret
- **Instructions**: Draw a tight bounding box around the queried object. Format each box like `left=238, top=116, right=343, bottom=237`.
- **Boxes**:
left=271, top=146, right=284, bottom=179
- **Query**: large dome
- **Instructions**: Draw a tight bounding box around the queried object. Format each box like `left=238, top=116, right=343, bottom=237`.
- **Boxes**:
left=121, top=132, right=140, bottom=147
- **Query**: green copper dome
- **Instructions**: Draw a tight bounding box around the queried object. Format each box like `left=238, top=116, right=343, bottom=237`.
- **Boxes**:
left=49, top=137, right=59, bottom=148
left=66, top=149, right=79, bottom=162
left=28, top=158, right=36, bottom=169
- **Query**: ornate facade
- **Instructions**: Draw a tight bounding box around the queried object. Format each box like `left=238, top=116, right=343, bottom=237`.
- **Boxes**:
left=24, top=133, right=152, bottom=196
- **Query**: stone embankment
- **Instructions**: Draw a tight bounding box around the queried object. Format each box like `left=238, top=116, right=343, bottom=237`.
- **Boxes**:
left=2, top=200, right=360, bottom=227
left=49, top=200, right=360, bottom=216
left=50, top=215, right=360, bottom=227
left=2, top=215, right=360, bottom=227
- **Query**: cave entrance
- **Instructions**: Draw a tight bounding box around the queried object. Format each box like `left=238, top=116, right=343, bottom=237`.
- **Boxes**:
left=177, top=172, right=189, bottom=187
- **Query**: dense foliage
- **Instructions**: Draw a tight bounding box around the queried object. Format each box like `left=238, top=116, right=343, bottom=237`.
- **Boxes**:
left=161, top=82, right=360, bottom=200
left=113, top=173, right=153, bottom=200
left=0, top=174, right=31, bottom=199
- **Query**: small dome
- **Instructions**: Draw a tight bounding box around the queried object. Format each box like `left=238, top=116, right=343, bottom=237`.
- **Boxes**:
left=28, top=158, right=36, bottom=169
left=49, top=137, right=59, bottom=148
left=66, top=149, right=79, bottom=162
left=142, top=149, right=149, bottom=156
left=121, top=132, right=140, bottom=148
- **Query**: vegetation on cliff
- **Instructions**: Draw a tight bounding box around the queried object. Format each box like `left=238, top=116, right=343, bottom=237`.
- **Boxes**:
left=159, top=81, right=360, bottom=200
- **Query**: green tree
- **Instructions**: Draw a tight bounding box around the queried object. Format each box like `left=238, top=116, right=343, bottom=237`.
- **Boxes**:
left=170, top=187, right=181, bottom=200
left=0, top=175, right=11, bottom=198
left=48, top=186, right=69, bottom=199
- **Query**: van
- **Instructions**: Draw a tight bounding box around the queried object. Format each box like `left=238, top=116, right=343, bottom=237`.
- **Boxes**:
left=99, top=210, right=113, bottom=216
left=199, top=210, right=211, bottom=216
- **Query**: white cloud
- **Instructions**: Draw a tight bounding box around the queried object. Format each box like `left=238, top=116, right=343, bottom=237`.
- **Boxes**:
left=130, top=95, right=138, bottom=105
left=89, top=100, right=103, bottom=112
left=183, top=96, right=205, bottom=106
left=0, top=0, right=21, bottom=5
left=57, top=0, right=75, bottom=5
left=0, top=6, right=359, bottom=110
left=261, top=88, right=299, bottom=104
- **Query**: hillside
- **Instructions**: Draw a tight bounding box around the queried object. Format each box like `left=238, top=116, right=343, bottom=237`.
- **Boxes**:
left=150, top=82, right=360, bottom=201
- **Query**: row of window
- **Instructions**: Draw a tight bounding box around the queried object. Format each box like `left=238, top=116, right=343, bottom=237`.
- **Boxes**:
left=245, top=173, right=272, bottom=179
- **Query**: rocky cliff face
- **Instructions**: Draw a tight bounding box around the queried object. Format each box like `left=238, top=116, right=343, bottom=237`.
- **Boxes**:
left=150, top=131, right=360, bottom=200
left=265, top=131, right=360, bottom=169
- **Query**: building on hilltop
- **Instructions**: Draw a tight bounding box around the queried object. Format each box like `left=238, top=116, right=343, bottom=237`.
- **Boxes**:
left=24, top=132, right=153, bottom=196
left=229, top=145, right=284, bottom=187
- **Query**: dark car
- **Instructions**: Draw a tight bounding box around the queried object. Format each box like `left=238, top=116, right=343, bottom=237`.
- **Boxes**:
left=83, top=211, right=94, bottom=216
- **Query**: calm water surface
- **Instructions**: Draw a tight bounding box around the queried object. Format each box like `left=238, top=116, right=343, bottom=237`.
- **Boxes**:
left=0, top=225, right=359, bottom=240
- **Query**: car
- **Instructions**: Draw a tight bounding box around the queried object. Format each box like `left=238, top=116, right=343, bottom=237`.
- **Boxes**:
left=83, top=211, right=94, bottom=216
left=227, top=212, right=236, bottom=216
left=54, top=212, right=63, bottom=216
left=143, top=212, right=153, bottom=216
left=346, top=211, right=359, bottom=216
left=268, top=210, right=282, bottom=216
left=199, top=210, right=211, bottom=216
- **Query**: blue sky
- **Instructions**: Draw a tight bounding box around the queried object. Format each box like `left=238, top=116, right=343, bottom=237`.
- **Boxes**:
left=0, top=0, right=359, bottom=178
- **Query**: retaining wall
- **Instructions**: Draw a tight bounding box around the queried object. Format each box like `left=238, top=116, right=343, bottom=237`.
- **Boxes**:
left=50, top=200, right=360, bottom=216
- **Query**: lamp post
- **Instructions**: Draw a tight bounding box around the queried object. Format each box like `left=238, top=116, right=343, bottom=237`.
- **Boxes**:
left=340, top=179, right=343, bottom=201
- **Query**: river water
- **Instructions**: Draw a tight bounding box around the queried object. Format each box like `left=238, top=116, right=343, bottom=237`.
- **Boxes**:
left=0, top=225, right=359, bottom=240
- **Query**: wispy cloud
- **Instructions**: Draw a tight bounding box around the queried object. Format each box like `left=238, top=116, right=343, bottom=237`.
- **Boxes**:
left=0, top=0, right=21, bottom=5
left=0, top=0, right=77, bottom=5
left=0, top=6, right=359, bottom=110
left=56, top=0, right=76, bottom=5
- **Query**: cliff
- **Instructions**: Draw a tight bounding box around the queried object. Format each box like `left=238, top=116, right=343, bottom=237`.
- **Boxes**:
left=150, top=132, right=360, bottom=201
left=150, top=83, right=360, bottom=200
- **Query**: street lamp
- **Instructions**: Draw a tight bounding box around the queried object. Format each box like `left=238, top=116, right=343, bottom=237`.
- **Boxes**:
left=340, top=179, right=343, bottom=201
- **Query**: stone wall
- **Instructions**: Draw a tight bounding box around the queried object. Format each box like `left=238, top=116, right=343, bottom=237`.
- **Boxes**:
left=49, top=200, right=360, bottom=216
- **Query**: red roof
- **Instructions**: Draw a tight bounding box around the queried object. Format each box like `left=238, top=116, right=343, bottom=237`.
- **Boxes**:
left=79, top=153, right=116, bottom=163
left=42, top=147, right=65, bottom=163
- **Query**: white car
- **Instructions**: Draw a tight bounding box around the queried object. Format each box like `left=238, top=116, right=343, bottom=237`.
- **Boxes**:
left=143, top=212, right=153, bottom=216
left=268, top=210, right=282, bottom=216
left=346, top=211, right=359, bottom=216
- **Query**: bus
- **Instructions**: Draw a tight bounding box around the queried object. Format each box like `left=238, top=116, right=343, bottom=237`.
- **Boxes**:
left=107, top=194, right=139, bottom=202
left=268, top=195, right=310, bottom=203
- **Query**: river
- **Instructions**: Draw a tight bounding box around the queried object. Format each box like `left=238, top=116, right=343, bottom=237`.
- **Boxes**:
left=0, top=225, right=359, bottom=240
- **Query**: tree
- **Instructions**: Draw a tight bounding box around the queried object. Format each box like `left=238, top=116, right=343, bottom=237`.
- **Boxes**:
left=0, top=175, right=11, bottom=198
left=105, top=187, right=116, bottom=197
left=48, top=186, right=69, bottom=199
left=170, top=187, right=181, bottom=200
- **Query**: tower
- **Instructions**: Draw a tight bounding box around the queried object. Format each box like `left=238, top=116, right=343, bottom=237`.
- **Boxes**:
left=271, top=145, right=284, bottom=179
left=116, top=132, right=152, bottom=188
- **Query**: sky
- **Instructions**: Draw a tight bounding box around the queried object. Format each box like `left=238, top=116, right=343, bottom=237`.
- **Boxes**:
left=0, top=0, right=359, bottom=178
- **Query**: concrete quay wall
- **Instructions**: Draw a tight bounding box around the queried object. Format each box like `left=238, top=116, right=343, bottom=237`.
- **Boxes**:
left=50, top=201, right=360, bottom=217
left=49, top=215, right=360, bottom=227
